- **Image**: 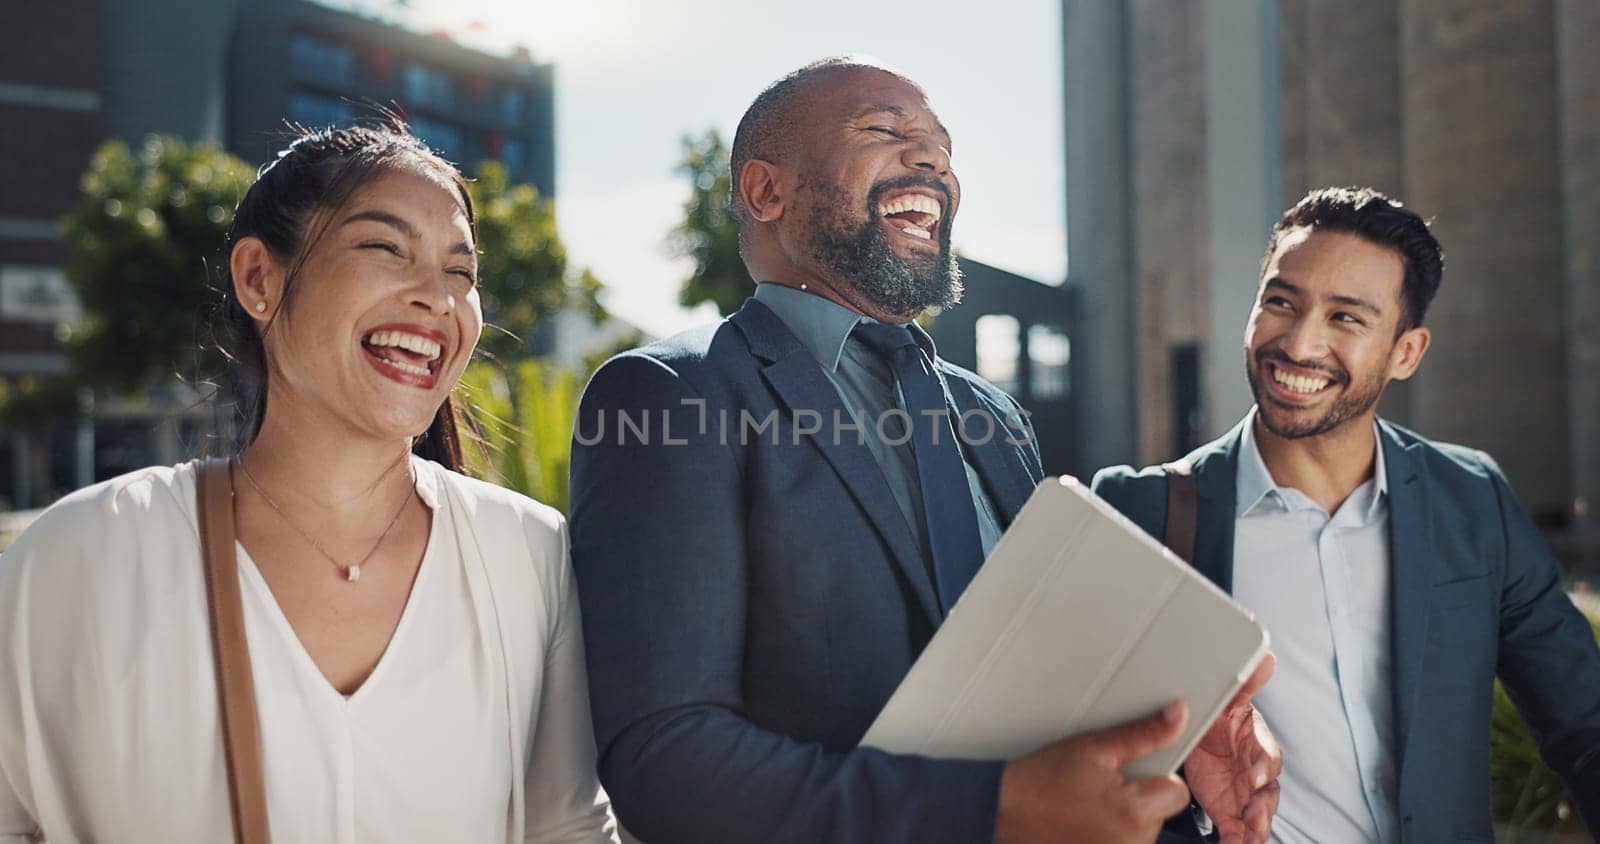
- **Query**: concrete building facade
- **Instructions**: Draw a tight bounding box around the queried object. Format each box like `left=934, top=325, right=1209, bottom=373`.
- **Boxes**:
left=1064, top=0, right=1597, bottom=563
left=0, top=0, right=104, bottom=508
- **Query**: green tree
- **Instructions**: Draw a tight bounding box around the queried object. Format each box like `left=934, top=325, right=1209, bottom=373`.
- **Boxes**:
left=669, top=129, right=749, bottom=316
left=0, top=137, right=255, bottom=430
left=467, top=160, right=604, bottom=363
left=62, top=136, right=257, bottom=396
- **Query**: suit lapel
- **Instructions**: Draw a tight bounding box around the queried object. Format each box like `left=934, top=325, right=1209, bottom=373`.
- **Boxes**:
left=1189, top=419, right=1246, bottom=593
left=941, top=374, right=1037, bottom=525
left=732, top=301, right=943, bottom=627
left=1383, top=423, right=1434, bottom=786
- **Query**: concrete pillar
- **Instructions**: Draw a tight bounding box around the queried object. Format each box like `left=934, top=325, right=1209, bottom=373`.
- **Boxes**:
left=75, top=389, right=94, bottom=488
left=1400, top=0, right=1569, bottom=519
left=1128, top=0, right=1208, bottom=462
left=1558, top=0, right=1600, bottom=561
left=1062, top=0, right=1138, bottom=472
left=1202, top=0, right=1282, bottom=438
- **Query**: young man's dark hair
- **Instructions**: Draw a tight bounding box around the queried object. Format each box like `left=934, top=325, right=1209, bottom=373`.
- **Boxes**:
left=1264, top=186, right=1444, bottom=333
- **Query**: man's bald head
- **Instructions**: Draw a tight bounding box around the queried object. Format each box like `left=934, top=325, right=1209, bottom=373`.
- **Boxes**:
left=729, top=56, right=913, bottom=222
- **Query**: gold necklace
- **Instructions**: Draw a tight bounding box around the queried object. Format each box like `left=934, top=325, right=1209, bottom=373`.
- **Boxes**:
left=235, top=456, right=414, bottom=583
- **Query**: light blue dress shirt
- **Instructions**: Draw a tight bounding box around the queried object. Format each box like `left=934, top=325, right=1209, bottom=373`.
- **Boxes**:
left=1230, top=411, right=1397, bottom=843
left=752, top=283, right=1005, bottom=577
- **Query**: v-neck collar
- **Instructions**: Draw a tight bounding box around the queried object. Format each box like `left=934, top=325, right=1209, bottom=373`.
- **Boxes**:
left=234, top=459, right=442, bottom=706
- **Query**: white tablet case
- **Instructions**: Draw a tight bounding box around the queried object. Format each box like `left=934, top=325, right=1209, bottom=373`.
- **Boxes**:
left=860, top=476, right=1269, bottom=779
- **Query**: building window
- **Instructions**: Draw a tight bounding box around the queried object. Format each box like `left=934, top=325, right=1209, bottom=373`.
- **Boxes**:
left=288, top=33, right=355, bottom=86
left=287, top=92, right=356, bottom=129
left=975, top=314, right=1021, bottom=394
left=409, top=117, right=463, bottom=162
left=404, top=63, right=456, bottom=110
left=500, top=88, right=526, bottom=123
left=1027, top=325, right=1071, bottom=401
left=502, top=137, right=527, bottom=173
left=0, top=264, right=80, bottom=325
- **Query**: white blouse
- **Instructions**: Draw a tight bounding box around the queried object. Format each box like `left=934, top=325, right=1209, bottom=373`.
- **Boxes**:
left=0, top=458, right=616, bottom=844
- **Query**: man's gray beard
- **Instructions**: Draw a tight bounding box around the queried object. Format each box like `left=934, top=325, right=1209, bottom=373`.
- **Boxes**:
left=801, top=177, right=962, bottom=318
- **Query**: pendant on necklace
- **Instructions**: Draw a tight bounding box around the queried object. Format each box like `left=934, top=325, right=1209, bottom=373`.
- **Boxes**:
left=346, top=564, right=362, bottom=583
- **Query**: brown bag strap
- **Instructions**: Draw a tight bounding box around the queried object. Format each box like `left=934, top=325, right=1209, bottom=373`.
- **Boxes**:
left=1161, top=460, right=1198, bottom=565
left=197, top=458, right=272, bottom=844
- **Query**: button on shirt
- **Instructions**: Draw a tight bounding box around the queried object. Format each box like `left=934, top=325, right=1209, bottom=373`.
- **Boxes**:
left=752, top=283, right=1005, bottom=570
left=1230, top=412, right=1397, bottom=843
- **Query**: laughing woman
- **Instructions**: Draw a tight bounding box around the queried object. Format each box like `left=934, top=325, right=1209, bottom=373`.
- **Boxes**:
left=0, top=125, right=616, bottom=843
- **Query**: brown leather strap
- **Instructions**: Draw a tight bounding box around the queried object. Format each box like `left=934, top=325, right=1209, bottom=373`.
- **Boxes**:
left=1161, top=460, right=1198, bottom=565
left=197, top=458, right=272, bottom=844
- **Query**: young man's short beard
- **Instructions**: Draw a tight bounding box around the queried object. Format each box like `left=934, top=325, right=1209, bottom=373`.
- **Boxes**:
left=801, top=176, right=962, bottom=319
left=1244, top=350, right=1388, bottom=439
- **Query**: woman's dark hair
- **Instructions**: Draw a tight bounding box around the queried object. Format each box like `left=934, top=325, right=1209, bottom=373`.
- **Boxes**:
left=221, top=121, right=476, bottom=472
left=1264, top=186, right=1444, bottom=334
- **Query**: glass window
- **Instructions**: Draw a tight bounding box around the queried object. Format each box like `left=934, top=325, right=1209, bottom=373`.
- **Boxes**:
left=500, top=88, right=526, bottom=123
left=403, top=63, right=457, bottom=110
left=502, top=137, right=526, bottom=173
left=287, top=92, right=356, bottom=129
left=975, top=314, right=1021, bottom=394
left=1028, top=324, right=1071, bottom=401
left=288, top=33, right=355, bottom=86
left=408, top=117, right=463, bottom=162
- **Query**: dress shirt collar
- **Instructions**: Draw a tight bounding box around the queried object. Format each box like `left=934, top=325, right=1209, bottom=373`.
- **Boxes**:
left=1236, top=408, right=1388, bottom=521
left=753, top=282, right=938, bottom=371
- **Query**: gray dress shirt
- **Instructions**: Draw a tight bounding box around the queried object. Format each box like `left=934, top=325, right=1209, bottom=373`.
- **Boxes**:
left=752, top=283, right=1005, bottom=585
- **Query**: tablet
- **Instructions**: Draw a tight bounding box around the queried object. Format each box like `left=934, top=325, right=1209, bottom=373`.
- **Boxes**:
left=859, top=476, right=1269, bottom=779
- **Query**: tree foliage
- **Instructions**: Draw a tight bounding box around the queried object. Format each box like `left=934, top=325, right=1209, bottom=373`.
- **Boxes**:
left=669, top=129, right=749, bottom=316
left=61, top=136, right=256, bottom=394
left=467, top=160, right=603, bottom=362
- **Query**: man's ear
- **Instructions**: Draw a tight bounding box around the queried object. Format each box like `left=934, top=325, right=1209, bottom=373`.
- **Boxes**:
left=229, top=237, right=284, bottom=324
left=1387, top=325, right=1431, bottom=381
left=738, top=159, right=787, bottom=224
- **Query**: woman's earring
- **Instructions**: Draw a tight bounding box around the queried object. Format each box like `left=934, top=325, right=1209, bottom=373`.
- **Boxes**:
left=254, top=301, right=267, bottom=313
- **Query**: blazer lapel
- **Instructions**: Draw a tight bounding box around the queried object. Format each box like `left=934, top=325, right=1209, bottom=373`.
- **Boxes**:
left=1383, top=423, right=1434, bottom=787
left=941, top=374, right=1037, bottom=525
left=1188, top=419, right=1246, bottom=593
left=731, top=301, right=943, bottom=627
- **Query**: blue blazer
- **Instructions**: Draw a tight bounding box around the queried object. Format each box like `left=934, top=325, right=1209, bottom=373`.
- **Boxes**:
left=568, top=299, right=1046, bottom=843
left=1091, top=418, right=1600, bottom=840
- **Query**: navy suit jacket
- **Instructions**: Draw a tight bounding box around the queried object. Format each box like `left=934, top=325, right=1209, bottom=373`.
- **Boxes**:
left=1092, top=418, right=1600, bottom=840
left=568, top=299, right=1047, bottom=842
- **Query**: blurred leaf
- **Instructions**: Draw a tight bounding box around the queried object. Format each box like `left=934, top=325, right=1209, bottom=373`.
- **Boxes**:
left=670, top=129, right=750, bottom=316
left=466, top=160, right=604, bottom=362
left=1490, top=609, right=1600, bottom=838
left=458, top=357, right=582, bottom=514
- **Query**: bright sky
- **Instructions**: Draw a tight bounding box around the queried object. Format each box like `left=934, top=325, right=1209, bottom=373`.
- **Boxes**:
left=368, top=0, right=1066, bottom=338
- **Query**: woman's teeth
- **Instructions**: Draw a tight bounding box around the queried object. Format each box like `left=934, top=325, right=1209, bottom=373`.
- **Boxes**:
left=374, top=356, right=431, bottom=377
left=365, top=329, right=442, bottom=361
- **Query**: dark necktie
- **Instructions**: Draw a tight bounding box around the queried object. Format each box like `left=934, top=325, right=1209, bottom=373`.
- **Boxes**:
left=853, top=321, right=985, bottom=614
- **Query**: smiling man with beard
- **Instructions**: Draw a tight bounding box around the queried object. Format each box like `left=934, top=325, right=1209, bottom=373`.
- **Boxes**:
left=1093, top=187, right=1600, bottom=841
left=567, top=56, right=1280, bottom=844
